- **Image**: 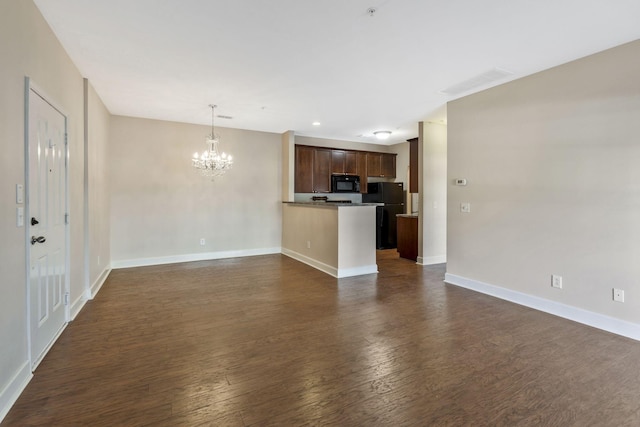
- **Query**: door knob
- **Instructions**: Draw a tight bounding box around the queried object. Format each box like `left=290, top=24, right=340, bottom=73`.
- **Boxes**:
left=31, top=217, right=39, bottom=226
left=31, top=236, right=46, bottom=245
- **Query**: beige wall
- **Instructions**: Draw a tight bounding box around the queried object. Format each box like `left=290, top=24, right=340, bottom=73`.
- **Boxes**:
left=447, top=40, right=640, bottom=326
left=282, top=205, right=339, bottom=268
left=0, top=0, right=110, bottom=418
left=109, top=116, right=282, bottom=265
left=86, top=80, right=111, bottom=296
left=418, top=122, right=447, bottom=265
left=281, top=131, right=295, bottom=201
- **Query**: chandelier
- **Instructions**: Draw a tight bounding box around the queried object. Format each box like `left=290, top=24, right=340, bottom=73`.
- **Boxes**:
left=192, top=104, right=233, bottom=178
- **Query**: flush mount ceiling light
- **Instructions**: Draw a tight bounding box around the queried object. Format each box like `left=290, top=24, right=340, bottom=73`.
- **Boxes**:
left=192, top=104, right=233, bottom=179
left=373, top=130, right=392, bottom=140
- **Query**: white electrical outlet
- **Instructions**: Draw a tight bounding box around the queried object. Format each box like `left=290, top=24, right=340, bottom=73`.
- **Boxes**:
left=200, top=238, right=206, bottom=246
left=551, top=275, right=563, bottom=289
left=307, top=241, right=311, bottom=249
left=460, top=203, right=471, bottom=213
left=613, top=288, right=625, bottom=303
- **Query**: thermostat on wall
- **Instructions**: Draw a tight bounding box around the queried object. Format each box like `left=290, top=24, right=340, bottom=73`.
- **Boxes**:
left=455, top=178, right=467, bottom=186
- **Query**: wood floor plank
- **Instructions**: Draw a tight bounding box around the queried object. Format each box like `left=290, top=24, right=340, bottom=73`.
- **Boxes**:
left=3, top=252, right=640, bottom=426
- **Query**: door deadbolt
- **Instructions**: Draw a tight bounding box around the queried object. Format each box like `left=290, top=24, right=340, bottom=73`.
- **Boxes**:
left=31, top=217, right=39, bottom=226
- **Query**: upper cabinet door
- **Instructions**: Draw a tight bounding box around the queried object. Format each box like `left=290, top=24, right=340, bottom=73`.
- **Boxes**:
left=356, top=152, right=368, bottom=193
left=367, top=153, right=396, bottom=178
left=331, top=150, right=345, bottom=174
left=367, top=153, right=381, bottom=177
left=313, top=148, right=332, bottom=192
left=295, top=145, right=314, bottom=193
left=345, top=151, right=358, bottom=175
left=381, top=153, right=396, bottom=178
left=332, top=150, right=358, bottom=175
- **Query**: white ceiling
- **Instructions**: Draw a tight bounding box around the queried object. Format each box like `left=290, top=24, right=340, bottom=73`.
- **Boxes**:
left=34, top=0, right=640, bottom=145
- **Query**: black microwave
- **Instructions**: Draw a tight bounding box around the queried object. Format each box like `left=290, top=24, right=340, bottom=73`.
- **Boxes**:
left=331, top=174, right=360, bottom=193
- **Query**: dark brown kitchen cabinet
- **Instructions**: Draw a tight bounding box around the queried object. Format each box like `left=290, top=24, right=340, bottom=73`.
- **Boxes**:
left=313, top=148, right=332, bottom=193
left=345, top=151, right=357, bottom=174
left=331, top=150, right=345, bottom=174
left=295, top=145, right=395, bottom=193
left=331, top=150, right=358, bottom=175
left=356, top=152, right=368, bottom=193
left=381, top=153, right=396, bottom=178
left=367, top=153, right=381, bottom=177
left=408, top=137, right=418, bottom=193
left=367, top=153, right=396, bottom=178
left=295, top=145, right=332, bottom=193
left=295, top=145, right=314, bottom=193
left=397, top=215, right=418, bottom=261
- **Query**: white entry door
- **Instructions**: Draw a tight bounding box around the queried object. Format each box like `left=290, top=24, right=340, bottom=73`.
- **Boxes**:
left=27, top=84, right=68, bottom=370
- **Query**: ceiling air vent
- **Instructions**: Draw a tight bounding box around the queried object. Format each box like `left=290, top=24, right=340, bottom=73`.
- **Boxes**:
left=440, top=68, right=513, bottom=96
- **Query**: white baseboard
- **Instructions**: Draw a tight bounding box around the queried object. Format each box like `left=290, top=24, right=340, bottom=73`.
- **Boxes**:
left=336, top=264, right=378, bottom=278
left=89, top=267, right=111, bottom=299
left=111, top=247, right=282, bottom=269
left=445, top=273, right=640, bottom=342
left=417, top=255, right=447, bottom=265
left=282, top=248, right=338, bottom=277
left=0, top=361, right=32, bottom=424
left=72, top=267, right=112, bottom=321
left=281, top=248, right=378, bottom=278
left=69, top=293, right=86, bottom=321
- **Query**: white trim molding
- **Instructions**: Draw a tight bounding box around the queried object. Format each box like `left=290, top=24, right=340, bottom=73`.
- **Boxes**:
left=281, top=248, right=378, bottom=278
left=0, top=362, right=32, bottom=424
left=417, top=255, right=446, bottom=266
left=111, top=247, right=282, bottom=270
left=89, top=267, right=111, bottom=299
left=69, top=293, right=86, bottom=321
left=445, top=273, right=640, bottom=342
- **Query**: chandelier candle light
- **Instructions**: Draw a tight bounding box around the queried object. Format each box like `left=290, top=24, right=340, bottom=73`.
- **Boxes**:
left=192, top=104, right=233, bottom=178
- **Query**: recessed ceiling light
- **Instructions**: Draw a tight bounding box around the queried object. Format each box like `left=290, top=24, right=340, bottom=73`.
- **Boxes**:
left=373, top=130, right=392, bottom=140
left=312, top=121, right=321, bottom=126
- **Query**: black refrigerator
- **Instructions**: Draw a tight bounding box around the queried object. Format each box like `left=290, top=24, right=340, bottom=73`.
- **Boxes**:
left=363, top=182, right=404, bottom=249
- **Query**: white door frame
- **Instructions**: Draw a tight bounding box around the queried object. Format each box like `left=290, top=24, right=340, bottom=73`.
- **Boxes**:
left=24, top=76, right=71, bottom=370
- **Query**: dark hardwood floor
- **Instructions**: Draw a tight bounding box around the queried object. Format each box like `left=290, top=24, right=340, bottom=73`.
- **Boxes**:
left=4, top=251, right=640, bottom=426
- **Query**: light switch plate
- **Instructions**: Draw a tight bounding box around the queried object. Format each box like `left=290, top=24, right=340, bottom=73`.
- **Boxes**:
left=17, top=207, right=24, bottom=227
left=16, top=184, right=24, bottom=204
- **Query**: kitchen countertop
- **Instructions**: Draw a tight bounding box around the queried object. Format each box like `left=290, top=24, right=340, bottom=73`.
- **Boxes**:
left=283, top=201, right=381, bottom=208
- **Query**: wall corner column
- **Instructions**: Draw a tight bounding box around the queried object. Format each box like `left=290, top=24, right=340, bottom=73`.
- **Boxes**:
left=281, top=131, right=295, bottom=202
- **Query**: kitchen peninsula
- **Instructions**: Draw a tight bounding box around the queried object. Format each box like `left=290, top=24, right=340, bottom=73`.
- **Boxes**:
left=281, top=202, right=378, bottom=278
